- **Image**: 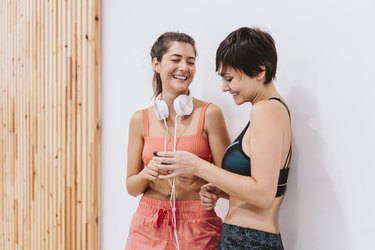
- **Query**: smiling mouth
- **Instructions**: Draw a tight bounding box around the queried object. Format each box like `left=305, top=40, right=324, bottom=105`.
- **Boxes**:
left=173, top=75, right=188, bottom=81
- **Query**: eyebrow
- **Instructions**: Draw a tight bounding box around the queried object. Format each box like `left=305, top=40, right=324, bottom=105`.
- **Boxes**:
left=218, top=72, right=229, bottom=77
left=169, top=54, right=195, bottom=60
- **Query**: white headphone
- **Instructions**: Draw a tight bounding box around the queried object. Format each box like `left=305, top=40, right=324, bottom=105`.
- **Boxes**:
left=154, top=90, right=193, bottom=120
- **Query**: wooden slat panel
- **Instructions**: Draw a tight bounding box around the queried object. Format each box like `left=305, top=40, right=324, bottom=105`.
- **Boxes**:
left=0, top=0, right=101, bottom=249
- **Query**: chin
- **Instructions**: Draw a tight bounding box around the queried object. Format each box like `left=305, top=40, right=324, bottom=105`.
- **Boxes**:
left=233, top=98, right=243, bottom=105
left=174, top=81, right=190, bottom=89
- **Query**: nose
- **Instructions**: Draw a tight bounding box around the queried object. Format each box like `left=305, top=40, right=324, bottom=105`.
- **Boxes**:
left=221, top=81, right=230, bottom=92
left=178, top=61, right=188, bottom=71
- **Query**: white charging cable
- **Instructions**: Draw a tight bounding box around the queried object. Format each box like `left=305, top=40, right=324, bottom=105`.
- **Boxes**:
left=161, top=116, right=180, bottom=250
left=170, top=114, right=180, bottom=250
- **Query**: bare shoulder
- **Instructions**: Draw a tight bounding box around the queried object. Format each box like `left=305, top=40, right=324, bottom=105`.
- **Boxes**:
left=251, top=99, right=289, bottom=122
left=129, top=109, right=146, bottom=136
left=205, top=102, right=224, bottom=120
left=204, top=102, right=227, bottom=133
left=192, top=98, right=223, bottom=117
left=130, top=109, right=144, bottom=124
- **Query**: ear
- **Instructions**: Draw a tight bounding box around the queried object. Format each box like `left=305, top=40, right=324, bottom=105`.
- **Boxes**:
left=256, top=65, right=266, bottom=81
left=152, top=58, right=160, bottom=74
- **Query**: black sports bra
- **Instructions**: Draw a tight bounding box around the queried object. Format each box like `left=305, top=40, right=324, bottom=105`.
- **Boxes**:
left=221, top=97, right=292, bottom=197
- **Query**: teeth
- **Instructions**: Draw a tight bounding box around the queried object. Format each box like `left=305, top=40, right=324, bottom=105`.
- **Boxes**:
left=173, top=75, right=187, bottom=80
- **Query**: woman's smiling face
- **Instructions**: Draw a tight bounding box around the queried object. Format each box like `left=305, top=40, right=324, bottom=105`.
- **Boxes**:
left=153, top=41, right=196, bottom=93
left=219, top=66, right=261, bottom=105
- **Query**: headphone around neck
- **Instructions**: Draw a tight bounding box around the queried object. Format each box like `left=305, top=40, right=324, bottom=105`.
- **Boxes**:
left=154, top=90, right=193, bottom=120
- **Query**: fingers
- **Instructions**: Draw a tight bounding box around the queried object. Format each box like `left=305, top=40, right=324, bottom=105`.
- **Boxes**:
left=158, top=169, right=169, bottom=176
left=140, top=166, right=158, bottom=181
left=152, top=154, right=174, bottom=165
left=157, top=172, right=178, bottom=180
left=200, top=186, right=218, bottom=199
left=151, top=161, right=177, bottom=174
left=153, top=151, right=168, bottom=157
left=201, top=201, right=217, bottom=210
left=145, top=159, right=178, bottom=180
left=153, top=151, right=177, bottom=162
left=142, top=161, right=169, bottom=181
left=200, top=195, right=217, bottom=211
left=151, top=150, right=198, bottom=178
left=153, top=151, right=179, bottom=158
left=199, top=184, right=219, bottom=210
left=153, top=150, right=189, bottom=165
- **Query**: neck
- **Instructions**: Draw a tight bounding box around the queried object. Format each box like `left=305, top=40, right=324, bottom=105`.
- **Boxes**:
left=252, top=82, right=279, bottom=104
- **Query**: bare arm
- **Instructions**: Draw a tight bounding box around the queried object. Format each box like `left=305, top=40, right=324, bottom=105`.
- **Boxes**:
left=125, top=111, right=150, bottom=196
left=203, top=104, right=231, bottom=199
left=204, top=103, right=231, bottom=167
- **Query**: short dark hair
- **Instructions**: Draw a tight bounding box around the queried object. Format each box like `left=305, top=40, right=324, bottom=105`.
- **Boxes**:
left=150, top=32, right=197, bottom=97
left=216, top=27, right=277, bottom=84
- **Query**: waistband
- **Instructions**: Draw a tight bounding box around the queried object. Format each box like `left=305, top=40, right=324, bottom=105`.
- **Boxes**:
left=137, top=196, right=218, bottom=220
left=222, top=223, right=281, bottom=237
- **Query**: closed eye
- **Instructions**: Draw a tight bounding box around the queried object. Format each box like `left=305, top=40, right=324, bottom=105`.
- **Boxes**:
left=223, top=77, right=232, bottom=82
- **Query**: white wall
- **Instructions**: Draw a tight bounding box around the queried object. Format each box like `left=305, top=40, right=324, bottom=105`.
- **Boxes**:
left=101, top=1, right=375, bottom=249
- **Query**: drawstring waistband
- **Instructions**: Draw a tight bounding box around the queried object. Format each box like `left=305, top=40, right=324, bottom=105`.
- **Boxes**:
left=154, top=208, right=173, bottom=229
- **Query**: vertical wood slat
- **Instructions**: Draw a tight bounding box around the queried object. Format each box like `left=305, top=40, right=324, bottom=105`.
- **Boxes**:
left=0, top=3, right=3, bottom=250
left=0, top=0, right=101, bottom=249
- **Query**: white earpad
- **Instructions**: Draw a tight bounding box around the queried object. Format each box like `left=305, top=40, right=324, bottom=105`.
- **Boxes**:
left=173, top=92, right=193, bottom=116
left=154, top=94, right=169, bottom=120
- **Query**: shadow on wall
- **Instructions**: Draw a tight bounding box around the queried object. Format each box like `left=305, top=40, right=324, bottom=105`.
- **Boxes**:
left=280, top=85, right=349, bottom=250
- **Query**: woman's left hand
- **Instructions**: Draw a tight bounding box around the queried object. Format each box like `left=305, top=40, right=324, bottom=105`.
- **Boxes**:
left=153, top=150, right=203, bottom=179
left=199, top=183, right=221, bottom=210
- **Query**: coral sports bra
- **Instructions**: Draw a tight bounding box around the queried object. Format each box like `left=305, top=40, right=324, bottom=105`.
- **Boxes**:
left=142, top=102, right=213, bottom=166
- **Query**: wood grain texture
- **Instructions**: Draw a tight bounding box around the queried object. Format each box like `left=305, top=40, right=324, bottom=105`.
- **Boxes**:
left=0, top=1, right=101, bottom=249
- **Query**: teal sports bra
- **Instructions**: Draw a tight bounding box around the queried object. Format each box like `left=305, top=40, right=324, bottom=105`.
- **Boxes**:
left=221, top=97, right=292, bottom=197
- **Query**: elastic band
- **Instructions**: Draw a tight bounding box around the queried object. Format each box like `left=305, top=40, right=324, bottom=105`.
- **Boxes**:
left=197, top=102, right=211, bottom=135
left=142, top=109, right=149, bottom=137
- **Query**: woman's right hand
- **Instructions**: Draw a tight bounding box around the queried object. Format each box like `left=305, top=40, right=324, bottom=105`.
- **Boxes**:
left=141, top=160, right=169, bottom=181
left=199, top=183, right=221, bottom=210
